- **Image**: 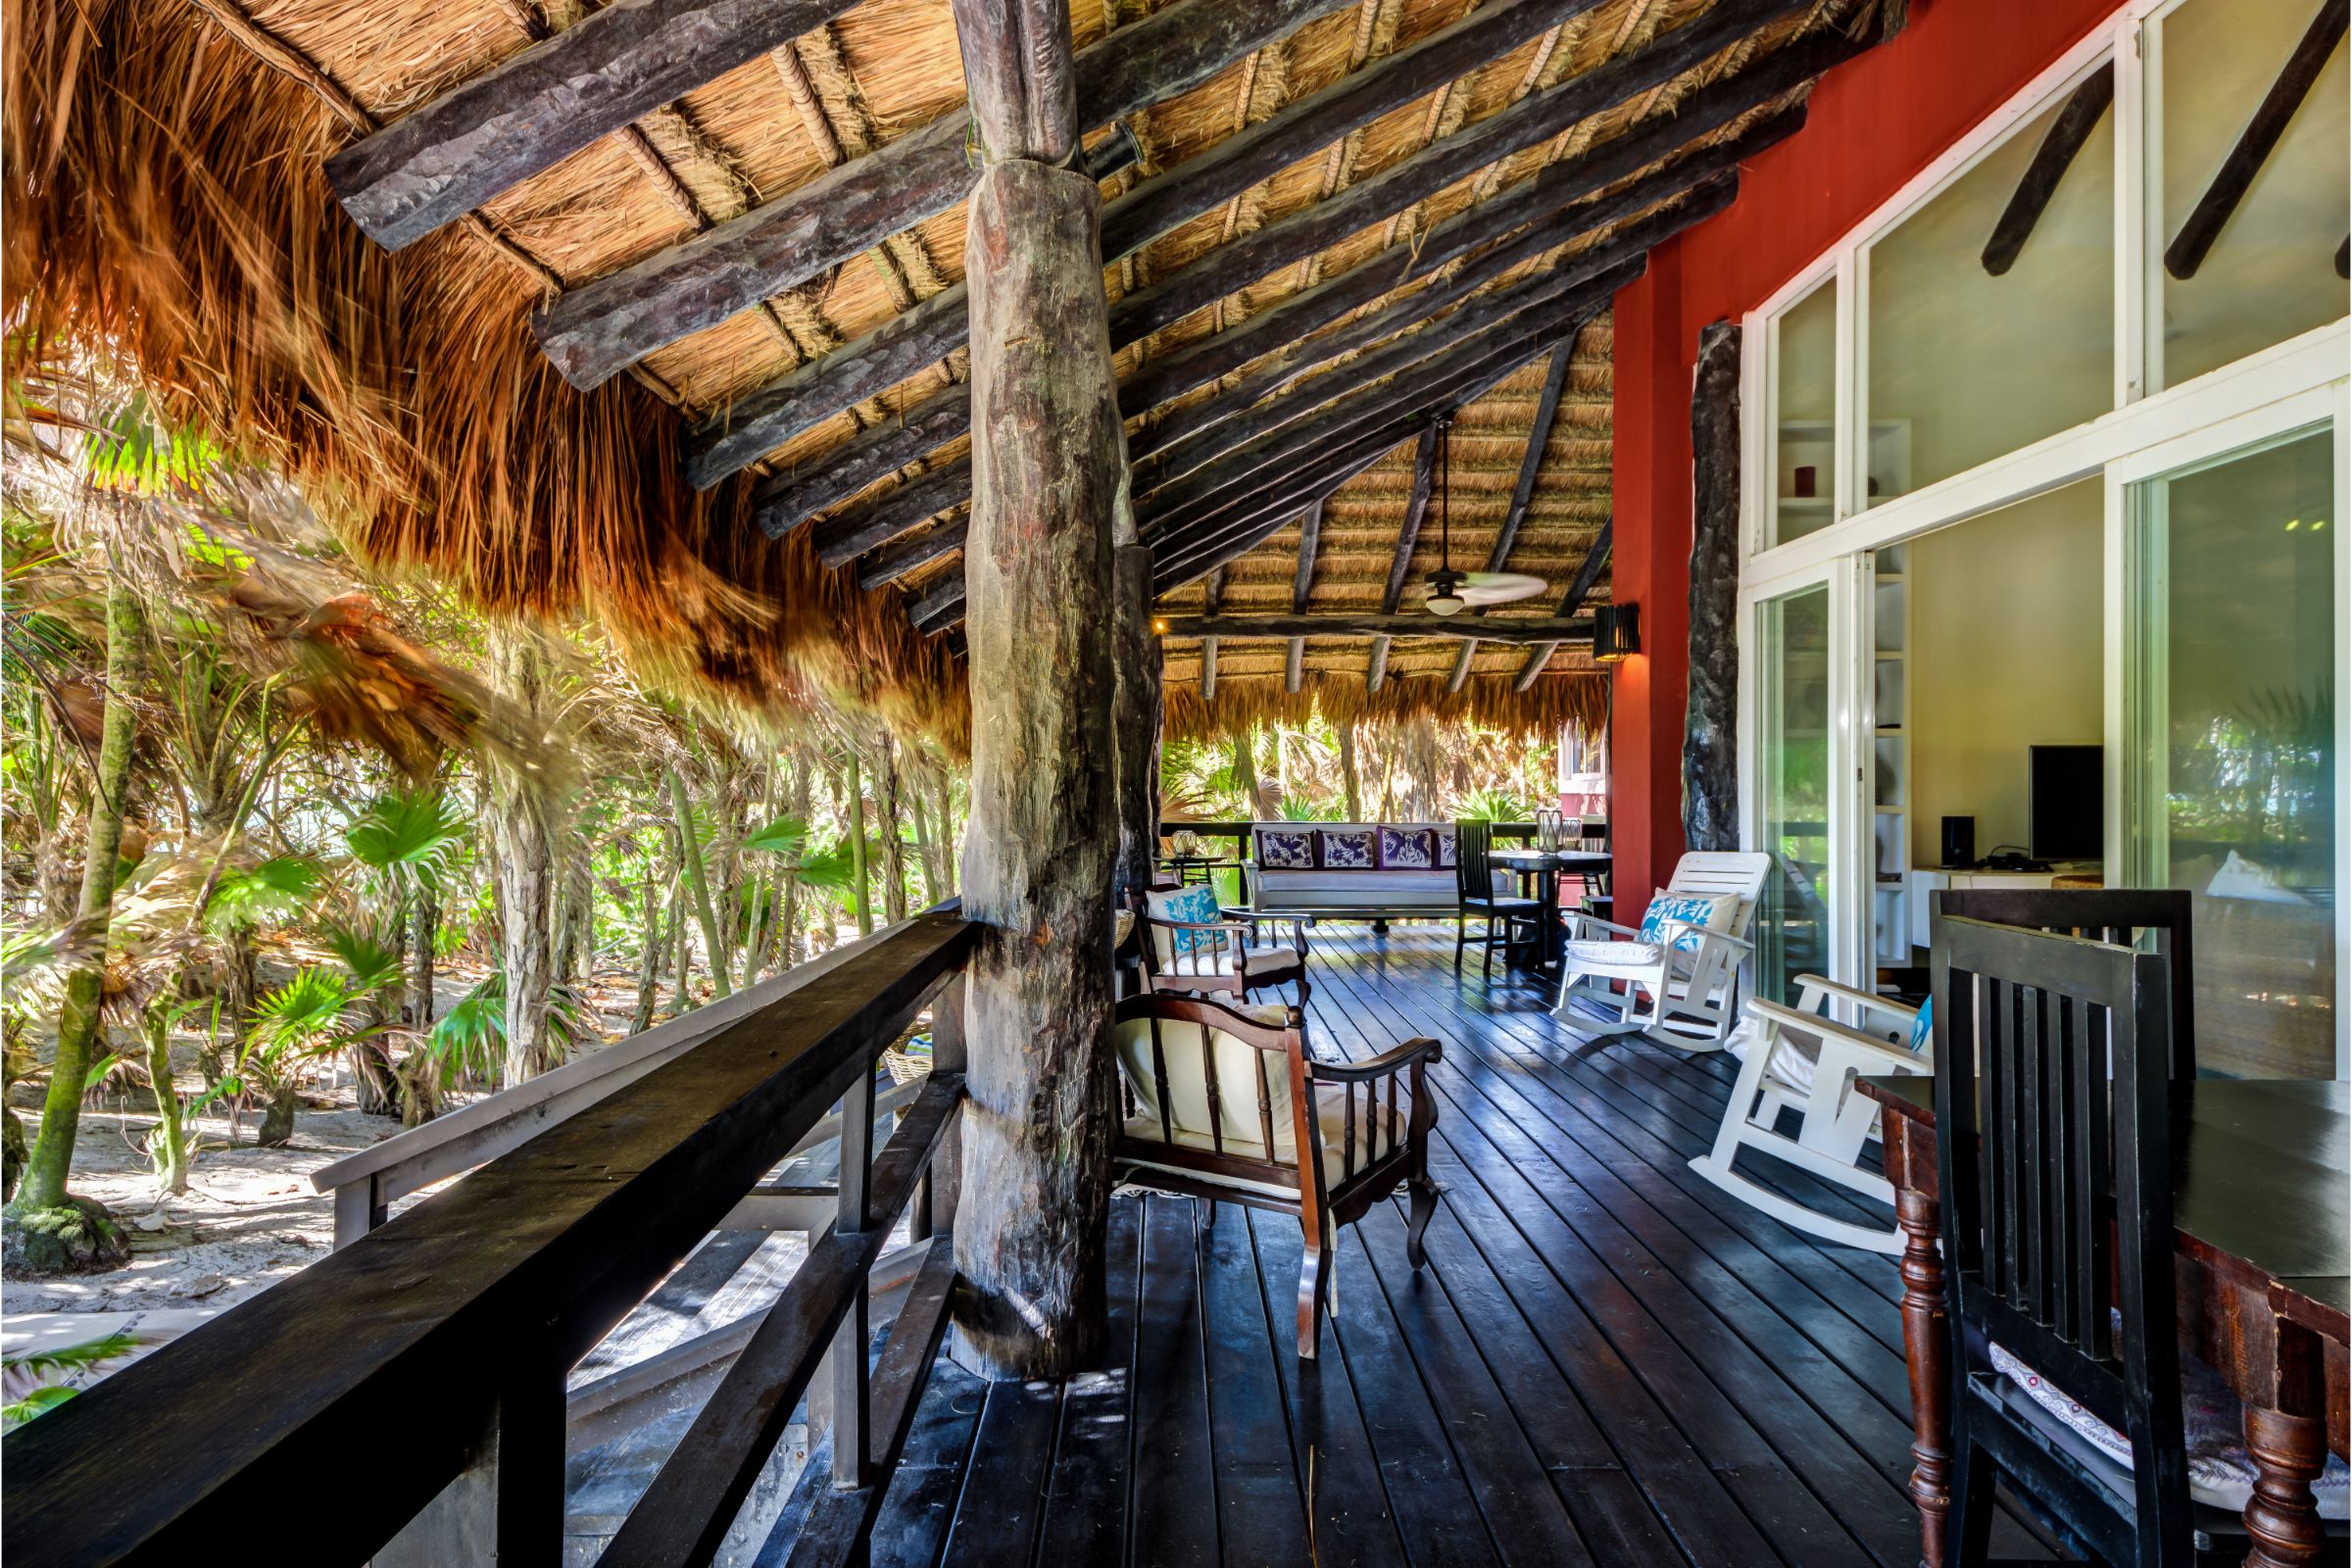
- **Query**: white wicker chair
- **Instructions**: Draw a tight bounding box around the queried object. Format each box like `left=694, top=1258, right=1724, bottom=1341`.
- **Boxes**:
left=1551, top=851, right=1769, bottom=1050
left=1689, top=975, right=1930, bottom=1253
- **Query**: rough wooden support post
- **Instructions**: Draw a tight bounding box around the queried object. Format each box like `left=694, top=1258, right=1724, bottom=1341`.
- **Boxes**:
left=928, top=976, right=968, bottom=1239
left=332, top=1172, right=387, bottom=1250
left=1112, top=536, right=1163, bottom=904
left=950, top=0, right=1121, bottom=1383
left=1685, top=325, right=1740, bottom=852
left=376, top=1356, right=564, bottom=1568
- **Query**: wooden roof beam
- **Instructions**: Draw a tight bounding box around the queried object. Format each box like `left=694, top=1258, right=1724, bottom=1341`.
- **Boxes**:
left=1287, top=500, right=1322, bottom=692
left=1981, top=62, right=2114, bottom=275
left=1200, top=567, right=1226, bottom=699
left=536, top=0, right=1357, bottom=390
left=1164, top=613, right=1594, bottom=644
left=1447, top=337, right=1575, bottom=692
left=326, top=0, right=865, bottom=251
left=703, top=0, right=1832, bottom=489
left=1515, top=516, right=1610, bottom=689
left=1365, top=419, right=1446, bottom=693
left=2165, top=0, right=2347, bottom=280
left=1139, top=305, right=1601, bottom=540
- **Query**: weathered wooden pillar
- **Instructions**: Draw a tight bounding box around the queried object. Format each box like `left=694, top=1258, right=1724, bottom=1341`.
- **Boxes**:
left=949, top=0, right=1124, bottom=1380
left=1683, top=321, right=1740, bottom=853
left=1111, top=523, right=1163, bottom=904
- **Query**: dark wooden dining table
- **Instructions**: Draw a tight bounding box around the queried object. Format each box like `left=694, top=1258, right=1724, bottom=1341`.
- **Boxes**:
left=1488, top=846, right=1611, bottom=971
left=1856, top=1073, right=2350, bottom=1568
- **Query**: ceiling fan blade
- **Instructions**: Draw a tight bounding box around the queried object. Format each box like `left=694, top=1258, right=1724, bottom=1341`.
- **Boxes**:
left=1456, top=571, right=1547, bottom=607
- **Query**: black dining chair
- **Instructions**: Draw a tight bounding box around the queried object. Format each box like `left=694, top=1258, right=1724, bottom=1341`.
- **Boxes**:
left=1453, top=820, right=1541, bottom=980
left=1935, top=888, right=2197, bottom=1079
left=1931, top=914, right=2222, bottom=1567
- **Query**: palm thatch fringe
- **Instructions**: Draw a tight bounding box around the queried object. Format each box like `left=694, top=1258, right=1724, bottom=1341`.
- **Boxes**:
left=1, top=0, right=968, bottom=753
left=1162, top=669, right=1607, bottom=742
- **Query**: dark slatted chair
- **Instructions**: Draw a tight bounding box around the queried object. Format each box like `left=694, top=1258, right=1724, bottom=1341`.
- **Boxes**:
left=1932, top=914, right=2226, bottom=1566
left=1453, top=818, right=1541, bottom=979
left=1935, top=887, right=2197, bottom=1078
left=1109, top=991, right=1440, bottom=1359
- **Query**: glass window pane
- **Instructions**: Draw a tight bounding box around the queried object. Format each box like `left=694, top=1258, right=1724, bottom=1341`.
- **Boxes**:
left=1866, top=69, right=2116, bottom=504
left=1758, top=583, right=1832, bottom=1003
left=1771, top=276, right=1838, bottom=544
left=2129, top=426, right=2337, bottom=1078
left=2157, top=0, right=2350, bottom=388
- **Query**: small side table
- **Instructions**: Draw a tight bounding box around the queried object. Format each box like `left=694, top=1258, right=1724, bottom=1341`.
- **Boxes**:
left=1157, top=854, right=1234, bottom=888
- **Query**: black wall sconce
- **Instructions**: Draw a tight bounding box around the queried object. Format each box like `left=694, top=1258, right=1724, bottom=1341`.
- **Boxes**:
left=1592, top=603, right=1641, bottom=662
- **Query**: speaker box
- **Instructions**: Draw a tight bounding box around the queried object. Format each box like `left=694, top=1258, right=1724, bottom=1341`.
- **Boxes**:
left=1940, top=816, right=1976, bottom=869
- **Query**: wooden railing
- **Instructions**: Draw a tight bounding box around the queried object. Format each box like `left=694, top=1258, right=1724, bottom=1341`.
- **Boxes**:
left=2, top=907, right=980, bottom=1568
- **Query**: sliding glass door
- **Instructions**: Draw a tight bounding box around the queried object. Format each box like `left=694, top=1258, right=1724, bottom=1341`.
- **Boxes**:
left=2125, top=422, right=2342, bottom=1077
left=1752, top=574, right=1855, bottom=1004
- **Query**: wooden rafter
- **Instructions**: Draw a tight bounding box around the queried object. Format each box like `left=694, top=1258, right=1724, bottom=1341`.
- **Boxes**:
left=325, top=0, right=866, bottom=249
left=1516, top=516, right=1611, bottom=688
left=1164, top=613, right=1595, bottom=643
left=535, top=0, right=1356, bottom=389
left=1201, top=567, right=1227, bottom=699
left=1981, top=63, right=2114, bottom=276
left=693, top=0, right=1823, bottom=487
left=1365, top=419, right=1446, bottom=692
left=1286, top=499, right=1323, bottom=693
left=1448, top=337, right=1576, bottom=691
left=2165, top=0, right=2348, bottom=280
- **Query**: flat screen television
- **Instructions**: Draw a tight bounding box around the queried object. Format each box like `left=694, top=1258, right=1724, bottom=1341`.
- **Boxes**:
left=2029, top=745, right=2103, bottom=862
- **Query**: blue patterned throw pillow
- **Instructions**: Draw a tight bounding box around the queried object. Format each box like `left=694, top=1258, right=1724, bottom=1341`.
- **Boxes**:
left=1256, top=828, right=1314, bottom=869
left=1379, top=827, right=1434, bottom=868
left=1908, top=995, right=1934, bottom=1054
left=1638, top=893, right=1736, bottom=954
left=1318, top=828, right=1375, bottom=869
left=1162, top=883, right=1220, bottom=955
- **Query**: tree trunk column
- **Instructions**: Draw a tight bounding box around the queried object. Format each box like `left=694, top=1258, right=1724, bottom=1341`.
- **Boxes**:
left=1111, top=537, right=1162, bottom=905
left=953, top=151, right=1125, bottom=1381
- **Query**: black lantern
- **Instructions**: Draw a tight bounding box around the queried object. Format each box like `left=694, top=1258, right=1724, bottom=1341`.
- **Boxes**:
left=1592, top=603, right=1641, bottom=662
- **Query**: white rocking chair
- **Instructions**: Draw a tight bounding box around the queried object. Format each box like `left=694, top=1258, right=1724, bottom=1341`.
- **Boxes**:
left=1689, top=975, right=1930, bottom=1253
left=1551, top=851, right=1770, bottom=1051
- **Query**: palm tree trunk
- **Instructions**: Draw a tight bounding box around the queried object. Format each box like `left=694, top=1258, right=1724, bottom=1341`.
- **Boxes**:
left=631, top=840, right=662, bottom=1035
left=844, top=752, right=873, bottom=937
left=668, top=765, right=731, bottom=999
left=144, top=1009, right=188, bottom=1196
left=13, top=564, right=139, bottom=1219
left=779, top=753, right=808, bottom=970
left=409, top=890, right=438, bottom=1027
left=488, top=627, right=558, bottom=1084
left=878, top=736, right=908, bottom=924
left=1339, top=721, right=1364, bottom=821
left=1232, top=728, right=1260, bottom=819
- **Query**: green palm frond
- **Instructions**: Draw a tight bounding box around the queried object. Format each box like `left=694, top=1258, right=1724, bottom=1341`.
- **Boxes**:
left=2, top=1330, right=138, bottom=1379
left=80, top=395, right=224, bottom=496
left=248, top=968, right=358, bottom=1058
left=741, top=812, right=809, bottom=859
left=1456, top=787, right=1530, bottom=823
left=203, top=855, right=324, bottom=936
left=344, top=789, right=470, bottom=897
left=322, top=922, right=404, bottom=1000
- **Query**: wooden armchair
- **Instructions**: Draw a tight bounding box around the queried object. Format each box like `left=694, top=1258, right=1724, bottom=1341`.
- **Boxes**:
left=1109, top=992, right=1441, bottom=1358
left=1134, top=886, right=1310, bottom=1006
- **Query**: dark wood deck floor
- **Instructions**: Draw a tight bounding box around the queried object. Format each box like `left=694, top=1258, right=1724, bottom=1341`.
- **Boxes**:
left=802, top=927, right=2059, bottom=1568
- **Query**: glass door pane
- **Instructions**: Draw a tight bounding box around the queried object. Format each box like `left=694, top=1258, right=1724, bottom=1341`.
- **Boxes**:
left=1757, top=583, right=1835, bottom=1003
left=2128, top=425, right=2338, bottom=1077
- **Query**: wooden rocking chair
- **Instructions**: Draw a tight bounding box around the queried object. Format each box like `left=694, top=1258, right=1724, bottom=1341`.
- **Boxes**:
left=1109, top=992, right=1440, bottom=1358
left=1552, top=851, right=1770, bottom=1050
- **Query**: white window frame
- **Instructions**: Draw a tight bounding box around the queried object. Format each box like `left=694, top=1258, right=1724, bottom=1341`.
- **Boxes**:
left=1734, top=0, right=2352, bottom=1072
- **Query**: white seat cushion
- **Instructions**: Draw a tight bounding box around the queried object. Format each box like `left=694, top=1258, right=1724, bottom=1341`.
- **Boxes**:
left=1560, top=937, right=1666, bottom=970
left=1726, top=1013, right=1827, bottom=1096
left=1113, top=1013, right=1410, bottom=1198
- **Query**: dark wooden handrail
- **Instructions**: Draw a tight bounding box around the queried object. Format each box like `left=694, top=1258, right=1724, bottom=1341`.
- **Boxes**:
left=1160, top=817, right=1550, bottom=842
left=3, top=908, right=981, bottom=1568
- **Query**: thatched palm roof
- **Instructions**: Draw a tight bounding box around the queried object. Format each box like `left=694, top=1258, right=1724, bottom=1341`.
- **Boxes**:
left=4, top=0, right=1895, bottom=747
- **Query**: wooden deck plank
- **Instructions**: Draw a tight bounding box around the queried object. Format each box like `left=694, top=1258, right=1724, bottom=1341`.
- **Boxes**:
left=866, top=1359, right=989, bottom=1568
left=1197, top=1203, right=1312, bottom=1565
left=1035, top=1198, right=1143, bottom=1562
left=938, top=1377, right=1062, bottom=1565
left=1241, top=1207, right=1411, bottom=1568
left=1131, top=1195, right=1221, bottom=1567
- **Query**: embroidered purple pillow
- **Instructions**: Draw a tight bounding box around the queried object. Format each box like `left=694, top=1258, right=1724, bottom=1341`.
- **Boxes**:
left=1318, top=828, right=1376, bottom=869
left=1378, top=827, right=1433, bottom=869
left=1255, top=827, right=1314, bottom=869
left=1431, top=826, right=1457, bottom=868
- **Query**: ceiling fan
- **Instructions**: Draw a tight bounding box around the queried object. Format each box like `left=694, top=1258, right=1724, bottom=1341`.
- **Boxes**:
left=1422, top=413, right=1546, bottom=616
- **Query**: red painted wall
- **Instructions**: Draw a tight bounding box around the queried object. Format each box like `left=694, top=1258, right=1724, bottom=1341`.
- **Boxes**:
left=1606, top=0, right=2122, bottom=913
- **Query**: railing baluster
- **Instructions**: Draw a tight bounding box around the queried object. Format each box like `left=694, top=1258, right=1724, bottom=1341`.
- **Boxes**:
left=831, top=1063, right=875, bottom=1492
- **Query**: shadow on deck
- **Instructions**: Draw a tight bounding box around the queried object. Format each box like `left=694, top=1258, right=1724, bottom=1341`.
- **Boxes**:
left=797, top=926, right=2057, bottom=1568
